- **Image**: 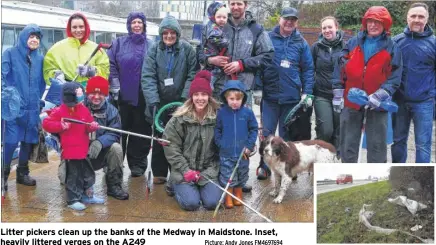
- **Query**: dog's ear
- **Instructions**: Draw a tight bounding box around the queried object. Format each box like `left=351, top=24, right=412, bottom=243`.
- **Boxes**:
left=278, top=141, right=288, bottom=162
left=259, top=137, right=267, bottom=156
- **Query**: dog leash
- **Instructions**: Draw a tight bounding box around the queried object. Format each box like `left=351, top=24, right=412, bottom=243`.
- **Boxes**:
left=200, top=174, right=273, bottom=223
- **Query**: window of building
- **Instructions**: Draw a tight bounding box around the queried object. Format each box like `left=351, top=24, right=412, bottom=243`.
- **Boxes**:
left=1, top=26, right=15, bottom=54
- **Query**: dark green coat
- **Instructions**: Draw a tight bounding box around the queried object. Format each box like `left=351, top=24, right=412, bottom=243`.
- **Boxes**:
left=163, top=114, right=219, bottom=186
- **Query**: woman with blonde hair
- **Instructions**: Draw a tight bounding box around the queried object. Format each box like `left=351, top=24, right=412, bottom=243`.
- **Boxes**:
left=163, top=70, right=222, bottom=211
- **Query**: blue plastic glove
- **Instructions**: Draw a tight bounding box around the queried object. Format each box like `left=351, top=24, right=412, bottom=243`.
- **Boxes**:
left=76, top=64, right=96, bottom=77
left=332, top=89, right=344, bottom=113
left=54, top=70, right=66, bottom=82
left=367, top=89, right=390, bottom=109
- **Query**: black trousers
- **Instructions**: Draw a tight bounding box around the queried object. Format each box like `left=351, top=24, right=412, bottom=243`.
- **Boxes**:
left=65, top=159, right=95, bottom=205
left=118, top=90, right=151, bottom=174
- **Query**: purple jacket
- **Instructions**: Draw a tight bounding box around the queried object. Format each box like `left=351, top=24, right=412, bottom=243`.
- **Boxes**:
left=107, top=12, right=153, bottom=106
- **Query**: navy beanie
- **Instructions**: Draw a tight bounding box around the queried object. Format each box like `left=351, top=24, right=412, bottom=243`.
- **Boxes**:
left=62, top=82, right=81, bottom=107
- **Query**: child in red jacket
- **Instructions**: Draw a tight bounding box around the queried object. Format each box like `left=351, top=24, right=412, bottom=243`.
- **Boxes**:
left=42, top=82, right=102, bottom=211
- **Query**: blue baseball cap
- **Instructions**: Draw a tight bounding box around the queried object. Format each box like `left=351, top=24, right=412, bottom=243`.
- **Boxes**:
left=281, top=7, right=299, bottom=19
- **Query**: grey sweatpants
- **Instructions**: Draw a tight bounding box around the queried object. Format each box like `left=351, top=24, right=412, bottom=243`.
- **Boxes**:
left=340, top=107, right=388, bottom=163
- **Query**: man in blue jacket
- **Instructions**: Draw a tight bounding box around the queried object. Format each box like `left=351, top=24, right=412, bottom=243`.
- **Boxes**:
left=85, top=76, right=129, bottom=200
left=253, top=7, right=314, bottom=179
left=392, top=2, right=435, bottom=163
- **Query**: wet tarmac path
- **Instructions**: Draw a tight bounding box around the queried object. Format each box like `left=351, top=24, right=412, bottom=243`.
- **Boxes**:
left=2, top=148, right=313, bottom=223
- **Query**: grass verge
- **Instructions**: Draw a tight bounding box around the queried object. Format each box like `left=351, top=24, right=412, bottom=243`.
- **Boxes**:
left=317, top=181, right=434, bottom=243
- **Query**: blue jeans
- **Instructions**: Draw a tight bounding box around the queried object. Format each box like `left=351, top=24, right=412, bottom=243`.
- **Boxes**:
left=219, top=157, right=249, bottom=187
left=173, top=182, right=222, bottom=211
left=261, top=100, right=297, bottom=140
left=391, top=99, right=434, bottom=163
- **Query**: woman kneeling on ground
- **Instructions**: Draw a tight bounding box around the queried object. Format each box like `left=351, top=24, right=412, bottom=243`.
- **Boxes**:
left=163, top=70, right=222, bottom=211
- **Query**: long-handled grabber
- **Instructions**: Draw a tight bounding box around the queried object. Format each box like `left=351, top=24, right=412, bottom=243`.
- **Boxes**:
left=357, top=106, right=368, bottom=163
left=201, top=174, right=273, bottom=223
left=212, top=148, right=247, bottom=220
left=62, top=118, right=171, bottom=144
left=72, top=42, right=111, bottom=82
left=145, top=106, right=157, bottom=199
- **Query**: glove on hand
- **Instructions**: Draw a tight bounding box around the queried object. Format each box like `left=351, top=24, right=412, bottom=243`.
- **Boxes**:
left=88, top=140, right=102, bottom=159
left=54, top=70, right=66, bottom=82
left=61, top=121, right=71, bottom=130
left=89, top=121, right=99, bottom=132
left=183, top=170, right=201, bottom=183
left=332, top=89, right=344, bottom=113
left=300, top=94, right=313, bottom=108
left=253, top=90, right=262, bottom=106
left=148, top=103, right=159, bottom=117
left=368, top=89, right=390, bottom=110
left=76, top=64, right=96, bottom=77
left=109, top=78, right=120, bottom=101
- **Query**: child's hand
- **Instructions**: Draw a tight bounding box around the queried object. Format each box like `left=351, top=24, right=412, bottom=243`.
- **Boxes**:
left=61, top=121, right=71, bottom=130
left=89, top=121, right=99, bottom=131
left=244, top=148, right=251, bottom=156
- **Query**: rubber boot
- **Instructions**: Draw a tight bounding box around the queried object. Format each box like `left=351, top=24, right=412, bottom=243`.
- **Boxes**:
left=224, top=187, right=234, bottom=209
left=233, top=187, right=243, bottom=206
left=256, top=158, right=271, bottom=180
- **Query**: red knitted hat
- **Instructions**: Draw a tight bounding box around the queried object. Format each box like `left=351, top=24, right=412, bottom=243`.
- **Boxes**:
left=86, top=76, right=109, bottom=96
left=189, top=70, right=212, bottom=98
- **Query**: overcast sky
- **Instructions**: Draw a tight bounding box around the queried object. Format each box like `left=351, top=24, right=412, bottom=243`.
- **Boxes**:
left=315, top=164, right=391, bottom=180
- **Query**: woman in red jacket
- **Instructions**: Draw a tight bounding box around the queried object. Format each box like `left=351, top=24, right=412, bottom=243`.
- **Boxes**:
left=332, top=6, right=402, bottom=163
left=42, top=82, right=102, bottom=211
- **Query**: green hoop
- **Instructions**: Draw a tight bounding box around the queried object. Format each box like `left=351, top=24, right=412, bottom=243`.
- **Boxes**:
left=154, top=102, right=184, bottom=133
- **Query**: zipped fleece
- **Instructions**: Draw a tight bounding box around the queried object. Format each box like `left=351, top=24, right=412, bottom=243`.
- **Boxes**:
left=333, top=31, right=402, bottom=110
left=215, top=81, right=258, bottom=158
left=393, top=25, right=435, bottom=102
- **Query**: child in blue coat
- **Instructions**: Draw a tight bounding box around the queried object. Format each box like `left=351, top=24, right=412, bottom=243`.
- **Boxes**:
left=214, top=80, right=258, bottom=209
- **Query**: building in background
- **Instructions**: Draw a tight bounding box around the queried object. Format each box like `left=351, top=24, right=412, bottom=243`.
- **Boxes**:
left=159, top=1, right=214, bottom=21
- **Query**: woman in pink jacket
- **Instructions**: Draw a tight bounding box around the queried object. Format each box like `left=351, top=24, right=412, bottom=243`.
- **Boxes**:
left=42, top=82, right=102, bottom=211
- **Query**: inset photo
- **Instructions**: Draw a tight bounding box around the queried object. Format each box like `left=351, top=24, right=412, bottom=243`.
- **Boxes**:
left=316, top=164, right=434, bottom=243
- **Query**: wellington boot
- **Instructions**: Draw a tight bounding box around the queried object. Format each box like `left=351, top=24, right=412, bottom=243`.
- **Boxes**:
left=224, top=187, right=234, bottom=209
left=233, top=187, right=243, bottom=206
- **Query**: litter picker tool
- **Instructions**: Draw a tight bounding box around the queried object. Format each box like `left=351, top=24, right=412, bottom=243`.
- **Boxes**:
left=284, top=94, right=314, bottom=127
left=145, top=106, right=157, bottom=199
left=212, top=148, right=247, bottom=220
left=71, top=43, right=111, bottom=82
left=63, top=118, right=170, bottom=144
left=201, top=174, right=273, bottom=223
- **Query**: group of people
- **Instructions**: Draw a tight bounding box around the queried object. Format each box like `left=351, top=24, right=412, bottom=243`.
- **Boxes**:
left=1, top=0, right=435, bottom=212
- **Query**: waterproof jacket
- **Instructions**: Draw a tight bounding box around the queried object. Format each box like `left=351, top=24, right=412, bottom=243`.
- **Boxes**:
left=85, top=99, right=121, bottom=149
left=42, top=103, right=95, bottom=159
left=1, top=24, right=45, bottom=144
left=142, top=16, right=198, bottom=113
left=215, top=81, right=258, bottom=158
left=311, top=31, right=345, bottom=100
left=107, top=12, right=153, bottom=106
left=261, top=26, right=314, bottom=104
left=333, top=31, right=402, bottom=110
left=199, top=14, right=274, bottom=92
left=393, top=25, right=435, bottom=102
left=43, top=13, right=109, bottom=87
left=163, top=114, right=220, bottom=186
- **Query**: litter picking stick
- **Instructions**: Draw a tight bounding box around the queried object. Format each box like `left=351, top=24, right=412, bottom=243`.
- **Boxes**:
left=63, top=118, right=171, bottom=144
left=201, top=174, right=273, bottom=223
left=212, top=148, right=246, bottom=220
left=357, top=107, right=368, bottom=163
left=284, top=95, right=313, bottom=126
left=145, top=106, right=157, bottom=198
left=72, top=43, right=111, bottom=82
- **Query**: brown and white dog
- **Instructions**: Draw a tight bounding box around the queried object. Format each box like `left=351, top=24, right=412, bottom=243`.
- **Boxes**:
left=259, top=135, right=337, bottom=204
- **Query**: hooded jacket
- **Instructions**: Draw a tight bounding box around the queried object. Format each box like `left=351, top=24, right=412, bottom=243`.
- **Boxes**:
left=141, top=16, right=198, bottom=114
left=333, top=7, right=402, bottom=110
left=215, top=80, right=258, bottom=158
left=85, top=99, right=121, bottom=149
left=198, top=13, right=274, bottom=93
left=43, top=13, right=110, bottom=86
left=107, top=12, right=153, bottom=106
left=42, top=103, right=95, bottom=159
left=163, top=113, right=220, bottom=186
left=311, top=31, right=345, bottom=100
left=1, top=24, right=46, bottom=144
left=261, top=26, right=315, bottom=104
left=393, top=25, right=435, bottom=102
